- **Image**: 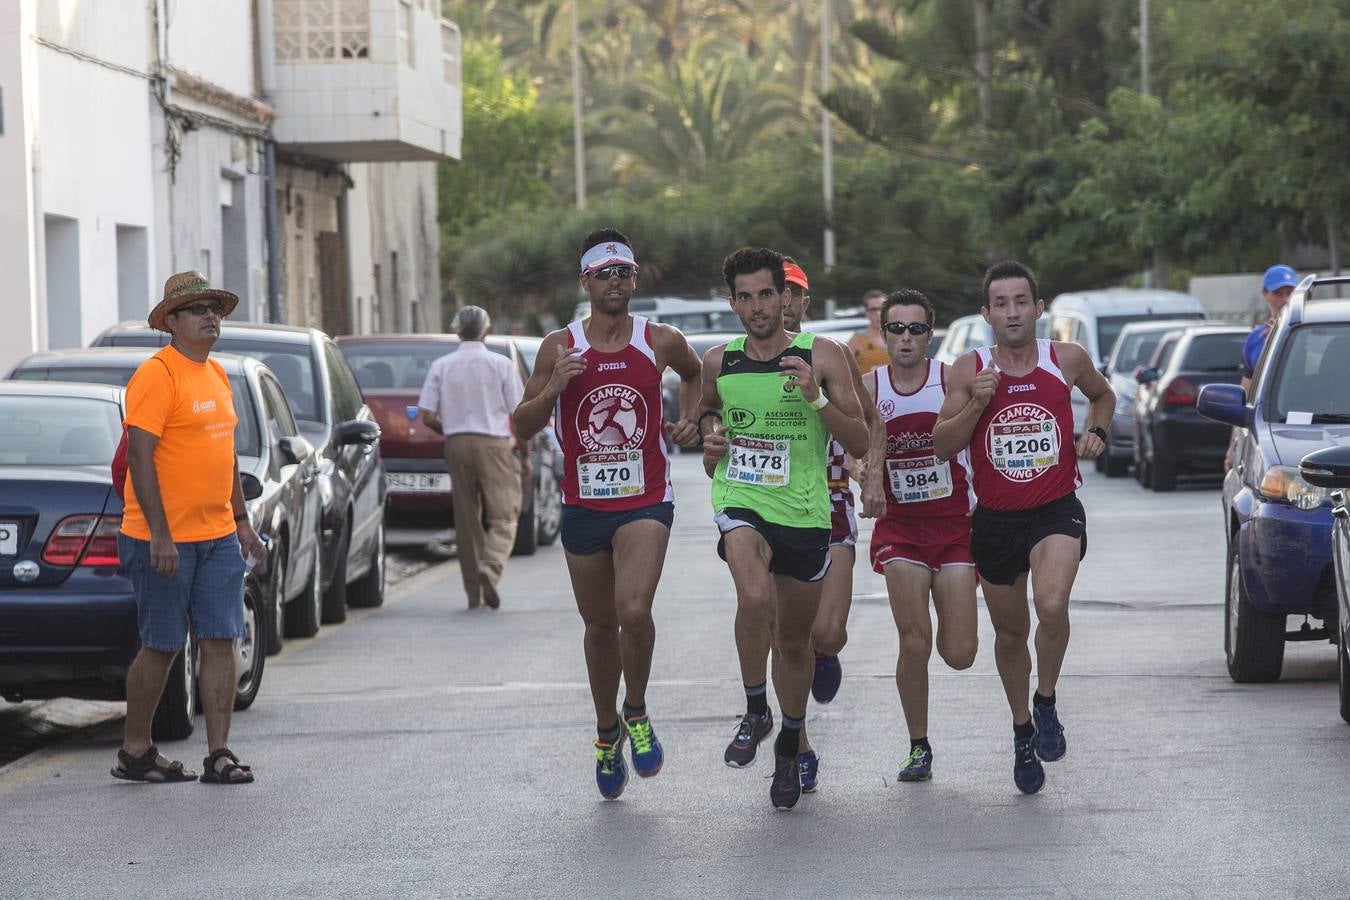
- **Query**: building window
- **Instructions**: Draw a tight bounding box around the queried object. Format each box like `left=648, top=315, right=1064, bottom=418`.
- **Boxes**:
left=441, top=22, right=460, bottom=86
left=398, top=0, right=415, bottom=68
left=274, top=0, right=369, bottom=62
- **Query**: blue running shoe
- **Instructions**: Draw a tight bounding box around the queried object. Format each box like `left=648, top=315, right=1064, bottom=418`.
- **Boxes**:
left=594, top=734, right=628, bottom=800
left=1032, top=702, right=1066, bottom=762
left=811, top=654, right=843, bottom=704
left=724, top=710, right=773, bottom=768
left=897, top=745, right=933, bottom=782
left=797, top=750, right=819, bottom=793
left=623, top=713, right=664, bottom=778
left=1013, top=732, right=1044, bottom=795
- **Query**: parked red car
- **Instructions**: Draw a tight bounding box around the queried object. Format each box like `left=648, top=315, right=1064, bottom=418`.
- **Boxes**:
left=335, top=335, right=562, bottom=556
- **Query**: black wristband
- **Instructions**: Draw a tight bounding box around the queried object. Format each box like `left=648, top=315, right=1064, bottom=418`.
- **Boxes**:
left=697, top=410, right=722, bottom=429
left=1087, top=426, right=1107, bottom=442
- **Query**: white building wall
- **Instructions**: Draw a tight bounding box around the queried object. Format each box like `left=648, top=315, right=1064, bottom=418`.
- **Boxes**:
left=166, top=0, right=255, bottom=98
left=0, top=0, right=42, bottom=373
left=346, top=159, right=439, bottom=334
left=34, top=11, right=157, bottom=349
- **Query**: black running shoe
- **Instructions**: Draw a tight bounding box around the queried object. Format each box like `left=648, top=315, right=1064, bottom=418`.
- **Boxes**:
left=770, top=752, right=802, bottom=809
left=723, top=710, right=773, bottom=768
left=1013, top=732, right=1045, bottom=795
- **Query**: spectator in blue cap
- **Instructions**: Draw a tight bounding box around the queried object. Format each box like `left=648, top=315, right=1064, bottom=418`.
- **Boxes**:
left=1241, top=264, right=1299, bottom=393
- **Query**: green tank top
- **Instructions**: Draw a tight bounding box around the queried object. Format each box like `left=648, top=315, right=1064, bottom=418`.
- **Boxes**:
left=712, top=332, right=831, bottom=528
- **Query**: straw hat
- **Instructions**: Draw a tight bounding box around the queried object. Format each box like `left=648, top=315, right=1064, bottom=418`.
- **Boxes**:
left=148, top=271, right=239, bottom=332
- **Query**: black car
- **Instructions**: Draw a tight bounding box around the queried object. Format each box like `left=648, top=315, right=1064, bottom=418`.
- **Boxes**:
left=0, top=382, right=266, bottom=740
left=1301, top=446, right=1350, bottom=722
left=91, top=322, right=386, bottom=623
left=9, top=347, right=325, bottom=655
left=1132, top=324, right=1248, bottom=491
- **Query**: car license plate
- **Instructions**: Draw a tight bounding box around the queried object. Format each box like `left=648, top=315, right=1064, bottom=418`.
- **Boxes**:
left=386, top=472, right=450, bottom=493
left=0, top=521, right=18, bottom=556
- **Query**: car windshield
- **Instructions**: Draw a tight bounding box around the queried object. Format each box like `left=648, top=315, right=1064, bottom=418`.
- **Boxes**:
left=1269, top=324, right=1350, bottom=423
left=1110, top=332, right=1167, bottom=374
left=340, top=341, right=511, bottom=391
left=0, top=396, right=122, bottom=466
left=1180, top=333, right=1245, bottom=372
left=209, top=339, right=323, bottom=426
left=1098, top=314, right=1202, bottom=363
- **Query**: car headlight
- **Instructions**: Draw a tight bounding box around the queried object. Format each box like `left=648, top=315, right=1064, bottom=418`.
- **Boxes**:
left=1258, top=465, right=1329, bottom=510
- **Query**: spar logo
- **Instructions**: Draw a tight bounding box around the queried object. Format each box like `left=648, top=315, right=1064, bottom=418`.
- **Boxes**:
left=987, top=402, right=1058, bottom=483
left=576, top=383, right=648, bottom=452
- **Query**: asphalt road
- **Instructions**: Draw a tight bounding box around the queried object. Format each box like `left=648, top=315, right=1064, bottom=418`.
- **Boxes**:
left=3, top=459, right=1350, bottom=899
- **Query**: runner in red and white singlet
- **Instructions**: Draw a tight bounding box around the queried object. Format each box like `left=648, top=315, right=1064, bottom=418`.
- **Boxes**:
left=862, top=290, right=978, bottom=784
left=555, top=314, right=671, bottom=510
left=933, top=261, right=1115, bottom=796
left=513, top=228, right=703, bottom=801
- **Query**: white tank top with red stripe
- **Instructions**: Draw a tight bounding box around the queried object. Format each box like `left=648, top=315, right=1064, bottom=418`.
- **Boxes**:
left=554, top=316, right=672, bottom=510
left=970, top=339, right=1082, bottom=511
left=874, top=360, right=974, bottom=518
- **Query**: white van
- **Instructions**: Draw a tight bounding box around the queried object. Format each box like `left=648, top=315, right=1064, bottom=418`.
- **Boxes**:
left=1048, top=289, right=1207, bottom=434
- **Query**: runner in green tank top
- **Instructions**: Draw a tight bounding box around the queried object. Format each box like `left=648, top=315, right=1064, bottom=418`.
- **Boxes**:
left=710, top=331, right=832, bottom=529
left=698, top=247, right=868, bottom=811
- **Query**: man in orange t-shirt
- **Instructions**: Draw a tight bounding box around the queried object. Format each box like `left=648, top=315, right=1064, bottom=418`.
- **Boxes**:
left=110, top=271, right=266, bottom=786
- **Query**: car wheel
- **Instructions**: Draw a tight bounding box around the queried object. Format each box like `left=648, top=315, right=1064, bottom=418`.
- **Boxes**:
left=321, top=522, right=349, bottom=624
left=1103, top=451, right=1129, bottom=478
left=535, top=464, right=562, bottom=547
left=1225, top=541, right=1284, bottom=683
left=233, top=587, right=266, bottom=711
left=285, top=535, right=322, bottom=638
left=266, top=547, right=286, bottom=656
left=348, top=521, right=385, bottom=608
left=512, top=492, right=539, bottom=557
left=1339, top=635, right=1350, bottom=725
left=151, top=634, right=197, bottom=742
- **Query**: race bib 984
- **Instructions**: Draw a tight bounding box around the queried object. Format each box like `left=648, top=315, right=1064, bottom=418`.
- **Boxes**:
left=886, top=456, right=952, bottom=503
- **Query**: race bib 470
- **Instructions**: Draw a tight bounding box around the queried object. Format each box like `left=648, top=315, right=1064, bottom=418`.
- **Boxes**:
left=578, top=450, right=644, bottom=499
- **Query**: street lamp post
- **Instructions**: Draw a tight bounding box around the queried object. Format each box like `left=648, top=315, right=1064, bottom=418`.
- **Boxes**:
left=821, top=0, right=836, bottom=271
left=570, top=0, right=587, bottom=211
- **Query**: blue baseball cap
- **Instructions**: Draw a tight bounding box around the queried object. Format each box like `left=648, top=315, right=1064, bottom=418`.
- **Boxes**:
left=1262, top=264, right=1298, bottom=293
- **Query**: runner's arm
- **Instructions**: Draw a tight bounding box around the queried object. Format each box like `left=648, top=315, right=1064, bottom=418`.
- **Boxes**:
left=842, top=348, right=879, bottom=480
left=932, top=353, right=985, bottom=462
left=699, top=345, right=727, bottom=478
left=652, top=323, right=704, bottom=447
left=1060, top=341, right=1115, bottom=459
left=815, top=340, right=868, bottom=458
left=512, top=330, right=576, bottom=441
left=861, top=373, right=887, bottom=518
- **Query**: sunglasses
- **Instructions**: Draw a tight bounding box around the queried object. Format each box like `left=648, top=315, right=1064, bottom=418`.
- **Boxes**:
left=882, top=321, right=932, bottom=336
left=172, top=300, right=226, bottom=317
left=587, top=265, right=635, bottom=281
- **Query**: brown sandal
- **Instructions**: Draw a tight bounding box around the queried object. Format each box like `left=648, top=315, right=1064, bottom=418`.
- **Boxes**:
left=199, top=748, right=254, bottom=785
left=110, top=745, right=197, bottom=783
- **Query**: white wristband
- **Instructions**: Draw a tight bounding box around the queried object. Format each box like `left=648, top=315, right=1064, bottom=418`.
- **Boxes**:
left=808, top=391, right=829, bottom=411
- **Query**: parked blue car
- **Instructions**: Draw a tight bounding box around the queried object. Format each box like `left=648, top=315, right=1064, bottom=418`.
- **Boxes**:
left=1299, top=445, right=1350, bottom=722
left=1197, top=274, right=1350, bottom=683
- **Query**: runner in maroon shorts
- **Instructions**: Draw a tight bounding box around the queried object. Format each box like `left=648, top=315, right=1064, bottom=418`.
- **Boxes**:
left=933, top=260, right=1114, bottom=795
left=862, top=289, right=978, bottom=784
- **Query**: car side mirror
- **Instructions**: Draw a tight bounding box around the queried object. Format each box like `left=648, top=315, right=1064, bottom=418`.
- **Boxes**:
left=1134, top=367, right=1159, bottom=384
left=278, top=435, right=313, bottom=466
left=1299, top=445, right=1350, bottom=489
left=1196, top=383, right=1252, bottom=429
left=240, top=472, right=264, bottom=501
left=338, top=419, right=380, bottom=447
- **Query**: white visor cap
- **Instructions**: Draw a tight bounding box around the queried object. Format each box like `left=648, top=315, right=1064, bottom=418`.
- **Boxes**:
left=580, top=241, right=638, bottom=274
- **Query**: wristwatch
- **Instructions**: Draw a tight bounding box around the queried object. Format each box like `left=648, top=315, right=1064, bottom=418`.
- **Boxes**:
left=1087, top=426, right=1108, bottom=442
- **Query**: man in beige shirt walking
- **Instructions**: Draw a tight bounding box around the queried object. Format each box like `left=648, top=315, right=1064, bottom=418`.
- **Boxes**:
left=418, top=307, right=526, bottom=609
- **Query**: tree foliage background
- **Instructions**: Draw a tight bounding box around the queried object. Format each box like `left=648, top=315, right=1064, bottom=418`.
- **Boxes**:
left=438, top=0, right=1350, bottom=328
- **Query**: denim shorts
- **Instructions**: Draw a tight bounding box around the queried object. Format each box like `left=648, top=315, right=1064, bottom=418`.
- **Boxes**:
left=117, top=532, right=247, bottom=651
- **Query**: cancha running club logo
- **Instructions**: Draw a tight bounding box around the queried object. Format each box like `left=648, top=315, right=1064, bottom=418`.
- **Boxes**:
left=576, top=384, right=648, bottom=452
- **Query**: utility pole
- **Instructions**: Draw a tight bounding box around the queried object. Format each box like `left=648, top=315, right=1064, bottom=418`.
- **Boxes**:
left=821, top=0, right=836, bottom=270
left=570, top=0, right=587, bottom=210
left=1140, top=0, right=1161, bottom=288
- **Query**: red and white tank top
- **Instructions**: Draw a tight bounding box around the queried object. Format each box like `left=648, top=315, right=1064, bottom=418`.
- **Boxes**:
left=555, top=315, right=672, bottom=510
left=874, top=360, right=974, bottom=519
left=970, top=340, right=1081, bottom=511
left=826, top=439, right=852, bottom=506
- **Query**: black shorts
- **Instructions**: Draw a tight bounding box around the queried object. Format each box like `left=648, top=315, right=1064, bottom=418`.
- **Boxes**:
left=561, top=502, right=674, bottom=556
left=970, top=493, right=1087, bottom=586
left=714, top=507, right=831, bottom=583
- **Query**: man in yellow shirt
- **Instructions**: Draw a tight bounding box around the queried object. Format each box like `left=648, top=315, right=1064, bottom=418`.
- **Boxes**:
left=111, top=271, right=267, bottom=786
